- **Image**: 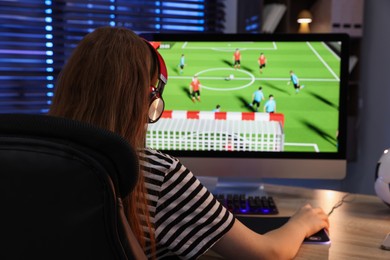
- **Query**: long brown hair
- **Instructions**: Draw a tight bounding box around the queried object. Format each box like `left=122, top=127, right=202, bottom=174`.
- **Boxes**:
left=49, top=26, right=156, bottom=255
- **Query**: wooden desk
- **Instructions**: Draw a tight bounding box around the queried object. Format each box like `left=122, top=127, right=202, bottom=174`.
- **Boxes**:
left=203, top=184, right=390, bottom=260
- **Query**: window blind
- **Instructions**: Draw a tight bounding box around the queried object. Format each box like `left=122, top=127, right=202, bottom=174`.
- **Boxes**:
left=0, top=0, right=225, bottom=114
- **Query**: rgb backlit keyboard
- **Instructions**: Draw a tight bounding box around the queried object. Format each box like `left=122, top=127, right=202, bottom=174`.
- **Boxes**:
left=214, top=193, right=278, bottom=215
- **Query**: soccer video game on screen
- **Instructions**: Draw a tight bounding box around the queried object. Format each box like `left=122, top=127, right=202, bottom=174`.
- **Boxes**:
left=146, top=39, right=342, bottom=154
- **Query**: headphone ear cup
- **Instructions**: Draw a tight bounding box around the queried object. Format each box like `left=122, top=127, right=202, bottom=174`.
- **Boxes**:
left=148, top=92, right=164, bottom=123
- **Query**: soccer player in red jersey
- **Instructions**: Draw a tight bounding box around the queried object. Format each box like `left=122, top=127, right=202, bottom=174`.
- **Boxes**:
left=258, top=53, right=267, bottom=73
left=233, top=48, right=241, bottom=69
left=189, top=75, right=202, bottom=102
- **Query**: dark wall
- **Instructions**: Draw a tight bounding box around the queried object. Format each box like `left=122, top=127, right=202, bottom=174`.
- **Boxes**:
left=236, top=0, right=263, bottom=32
left=345, top=0, right=390, bottom=194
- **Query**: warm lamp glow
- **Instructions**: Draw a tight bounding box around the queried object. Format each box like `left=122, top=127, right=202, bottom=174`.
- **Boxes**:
left=297, top=9, right=313, bottom=33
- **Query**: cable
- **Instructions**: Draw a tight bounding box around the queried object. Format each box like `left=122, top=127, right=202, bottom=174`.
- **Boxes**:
left=327, top=193, right=353, bottom=216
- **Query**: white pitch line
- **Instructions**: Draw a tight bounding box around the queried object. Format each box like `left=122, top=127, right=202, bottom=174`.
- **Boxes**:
left=169, top=75, right=339, bottom=82
left=306, top=42, right=340, bottom=81
left=284, top=142, right=320, bottom=152
left=181, top=47, right=277, bottom=50
left=180, top=42, right=278, bottom=51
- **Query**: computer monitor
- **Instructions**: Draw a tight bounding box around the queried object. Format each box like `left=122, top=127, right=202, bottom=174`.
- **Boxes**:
left=142, top=33, right=349, bottom=181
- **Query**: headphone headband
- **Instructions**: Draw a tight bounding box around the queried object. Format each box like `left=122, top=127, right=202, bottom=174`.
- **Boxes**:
left=143, top=40, right=168, bottom=124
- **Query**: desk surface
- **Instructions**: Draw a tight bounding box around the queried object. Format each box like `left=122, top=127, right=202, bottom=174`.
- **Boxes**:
left=204, top=183, right=390, bottom=260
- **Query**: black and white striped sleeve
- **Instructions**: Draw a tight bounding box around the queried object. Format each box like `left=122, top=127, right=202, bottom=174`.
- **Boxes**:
left=140, top=149, right=235, bottom=259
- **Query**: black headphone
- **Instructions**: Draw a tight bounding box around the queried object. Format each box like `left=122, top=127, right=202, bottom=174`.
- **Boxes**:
left=144, top=41, right=168, bottom=124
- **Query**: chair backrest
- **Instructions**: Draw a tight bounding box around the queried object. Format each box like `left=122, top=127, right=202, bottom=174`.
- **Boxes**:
left=0, top=114, right=147, bottom=260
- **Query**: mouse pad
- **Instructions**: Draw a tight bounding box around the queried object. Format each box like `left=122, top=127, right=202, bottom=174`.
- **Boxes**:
left=236, top=216, right=330, bottom=244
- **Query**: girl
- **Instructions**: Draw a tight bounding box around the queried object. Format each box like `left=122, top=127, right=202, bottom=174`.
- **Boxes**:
left=49, top=26, right=329, bottom=260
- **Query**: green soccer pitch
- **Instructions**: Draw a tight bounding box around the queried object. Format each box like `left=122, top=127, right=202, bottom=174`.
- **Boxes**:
left=157, top=41, right=341, bottom=153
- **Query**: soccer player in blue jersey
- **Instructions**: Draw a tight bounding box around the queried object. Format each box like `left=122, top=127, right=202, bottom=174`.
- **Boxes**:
left=212, top=104, right=221, bottom=112
left=250, top=86, right=265, bottom=112
left=288, top=70, right=305, bottom=93
left=179, top=54, right=185, bottom=74
left=264, top=94, right=276, bottom=113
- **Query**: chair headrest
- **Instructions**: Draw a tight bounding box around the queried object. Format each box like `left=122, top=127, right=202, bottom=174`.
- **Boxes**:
left=0, top=113, right=139, bottom=198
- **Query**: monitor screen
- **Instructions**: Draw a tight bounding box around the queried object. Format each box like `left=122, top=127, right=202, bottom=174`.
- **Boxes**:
left=142, top=33, right=349, bottom=180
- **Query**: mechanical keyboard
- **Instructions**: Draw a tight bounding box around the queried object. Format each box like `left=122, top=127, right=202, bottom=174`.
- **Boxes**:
left=214, top=193, right=278, bottom=215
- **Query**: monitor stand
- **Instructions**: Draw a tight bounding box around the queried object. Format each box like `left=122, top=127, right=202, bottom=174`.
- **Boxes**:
left=197, top=176, right=268, bottom=196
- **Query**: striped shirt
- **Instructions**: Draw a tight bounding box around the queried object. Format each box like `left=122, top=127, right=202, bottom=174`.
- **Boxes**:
left=139, top=148, right=235, bottom=259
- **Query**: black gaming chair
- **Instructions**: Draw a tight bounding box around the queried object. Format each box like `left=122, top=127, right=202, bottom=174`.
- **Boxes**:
left=0, top=114, right=147, bottom=260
